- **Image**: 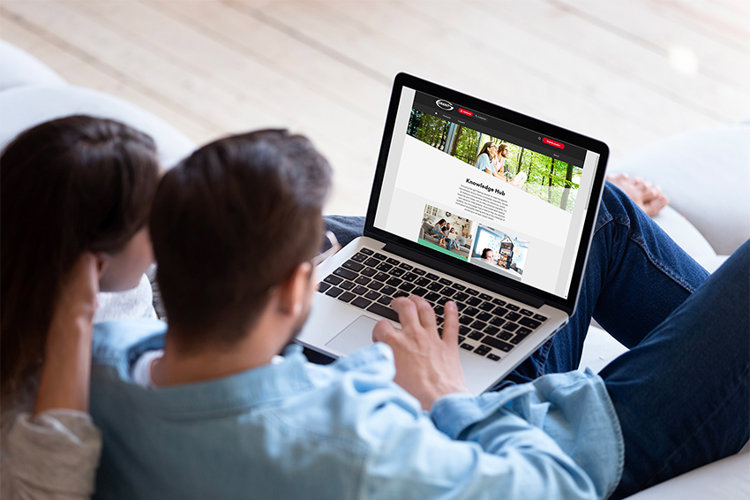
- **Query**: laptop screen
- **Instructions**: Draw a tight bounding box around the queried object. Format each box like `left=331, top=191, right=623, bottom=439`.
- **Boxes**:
left=372, top=86, right=602, bottom=300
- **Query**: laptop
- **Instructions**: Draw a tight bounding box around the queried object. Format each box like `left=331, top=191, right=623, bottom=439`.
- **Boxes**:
left=297, top=73, right=609, bottom=393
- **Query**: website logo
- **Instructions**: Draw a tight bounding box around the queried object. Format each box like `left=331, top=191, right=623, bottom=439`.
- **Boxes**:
left=436, top=99, right=454, bottom=111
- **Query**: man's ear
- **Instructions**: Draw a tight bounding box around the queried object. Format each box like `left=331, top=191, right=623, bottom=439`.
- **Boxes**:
left=94, top=252, right=110, bottom=286
left=277, top=261, right=313, bottom=317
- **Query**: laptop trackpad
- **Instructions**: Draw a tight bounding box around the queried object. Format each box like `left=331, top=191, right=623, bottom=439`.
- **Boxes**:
left=326, top=315, right=378, bottom=355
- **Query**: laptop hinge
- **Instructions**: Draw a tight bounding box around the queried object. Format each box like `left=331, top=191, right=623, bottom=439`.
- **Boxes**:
left=382, top=242, right=544, bottom=309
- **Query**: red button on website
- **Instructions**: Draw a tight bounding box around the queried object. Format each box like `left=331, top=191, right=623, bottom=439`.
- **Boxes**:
left=458, top=108, right=473, bottom=116
left=542, top=137, right=565, bottom=149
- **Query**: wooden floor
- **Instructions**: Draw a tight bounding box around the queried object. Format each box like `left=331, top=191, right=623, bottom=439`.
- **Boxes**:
left=2, top=0, right=749, bottom=214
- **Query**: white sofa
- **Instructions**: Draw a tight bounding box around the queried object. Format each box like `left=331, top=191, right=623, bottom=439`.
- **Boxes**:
left=1, top=39, right=747, bottom=499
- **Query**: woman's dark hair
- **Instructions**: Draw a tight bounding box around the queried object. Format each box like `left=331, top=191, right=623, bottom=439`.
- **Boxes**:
left=1, top=115, right=160, bottom=404
left=475, top=141, right=496, bottom=163
left=437, top=218, right=446, bottom=225
left=150, top=129, right=331, bottom=351
left=481, top=248, right=493, bottom=259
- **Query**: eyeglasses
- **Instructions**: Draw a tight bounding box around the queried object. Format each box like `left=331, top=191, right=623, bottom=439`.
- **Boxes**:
left=312, top=230, right=340, bottom=267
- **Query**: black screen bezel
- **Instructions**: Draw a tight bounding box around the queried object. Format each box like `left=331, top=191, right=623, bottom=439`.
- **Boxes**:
left=364, top=73, right=609, bottom=315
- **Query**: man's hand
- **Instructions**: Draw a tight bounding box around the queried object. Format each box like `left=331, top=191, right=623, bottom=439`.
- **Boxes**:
left=372, top=295, right=470, bottom=410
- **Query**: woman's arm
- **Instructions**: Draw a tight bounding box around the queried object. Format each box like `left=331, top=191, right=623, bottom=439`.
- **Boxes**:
left=7, top=254, right=102, bottom=499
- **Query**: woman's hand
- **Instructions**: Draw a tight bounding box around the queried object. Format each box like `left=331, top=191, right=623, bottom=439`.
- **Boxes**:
left=372, top=296, right=470, bottom=410
left=34, top=253, right=100, bottom=414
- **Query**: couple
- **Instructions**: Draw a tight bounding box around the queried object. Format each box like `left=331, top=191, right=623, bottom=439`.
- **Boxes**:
left=474, top=141, right=527, bottom=187
left=2, top=116, right=748, bottom=499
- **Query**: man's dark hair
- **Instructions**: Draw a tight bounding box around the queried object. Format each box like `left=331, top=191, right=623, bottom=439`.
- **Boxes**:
left=150, top=129, right=332, bottom=351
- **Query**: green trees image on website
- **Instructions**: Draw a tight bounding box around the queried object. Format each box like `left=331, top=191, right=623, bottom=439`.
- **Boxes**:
left=407, top=109, right=582, bottom=213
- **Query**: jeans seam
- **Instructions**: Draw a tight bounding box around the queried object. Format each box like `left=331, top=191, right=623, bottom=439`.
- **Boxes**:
left=643, top=363, right=750, bottom=491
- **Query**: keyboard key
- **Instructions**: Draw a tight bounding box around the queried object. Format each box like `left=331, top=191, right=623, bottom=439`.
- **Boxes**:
left=492, top=306, right=509, bottom=316
left=338, top=292, right=356, bottom=303
left=516, top=327, right=532, bottom=336
left=470, top=320, right=487, bottom=330
left=476, top=312, right=492, bottom=322
left=378, top=295, right=392, bottom=306
left=386, top=257, right=400, bottom=266
left=464, top=307, right=479, bottom=317
left=398, top=262, right=413, bottom=270
left=402, top=272, right=418, bottom=282
left=367, top=281, right=384, bottom=291
left=354, top=276, right=371, bottom=286
left=459, top=316, right=473, bottom=325
left=415, top=277, right=431, bottom=287
left=520, top=308, right=533, bottom=316
left=426, top=273, right=439, bottom=280
left=533, top=313, right=548, bottom=322
left=504, top=323, right=519, bottom=332
left=399, top=282, right=416, bottom=292
left=505, top=312, right=522, bottom=322
left=479, top=301, right=494, bottom=312
left=492, top=298, right=507, bottom=306
left=413, top=268, right=426, bottom=276
left=519, top=317, right=542, bottom=329
left=393, top=291, right=408, bottom=299
left=325, top=286, right=342, bottom=298
left=342, top=260, right=364, bottom=272
left=442, top=288, right=456, bottom=297
left=479, top=293, right=493, bottom=301
left=367, top=303, right=399, bottom=322
left=453, top=283, right=466, bottom=291
left=364, top=257, right=380, bottom=267
left=487, top=353, right=501, bottom=361
left=360, top=248, right=374, bottom=255
left=391, top=268, right=405, bottom=277
left=373, top=252, right=387, bottom=260
left=489, top=317, right=506, bottom=327
left=373, top=272, right=390, bottom=282
left=381, top=285, right=397, bottom=295
left=318, top=282, right=331, bottom=293
left=498, top=330, right=513, bottom=341
left=352, top=285, right=369, bottom=295
left=465, top=288, right=479, bottom=296
left=364, top=291, right=381, bottom=301
left=333, top=267, right=357, bottom=280
left=361, top=267, right=376, bottom=277
left=506, top=303, right=520, bottom=311
left=425, top=292, right=441, bottom=302
left=376, top=262, right=393, bottom=272
left=339, top=280, right=355, bottom=290
left=466, top=296, right=481, bottom=306
left=459, top=325, right=470, bottom=335
left=351, top=252, right=367, bottom=263
left=427, top=282, right=443, bottom=292
left=439, top=278, right=452, bottom=286
left=458, top=335, right=465, bottom=343
left=474, top=345, right=491, bottom=356
left=453, top=292, right=469, bottom=302
left=412, top=287, right=428, bottom=297
left=482, top=336, right=513, bottom=352
left=324, top=274, right=343, bottom=285
left=386, top=277, right=403, bottom=287
left=485, top=325, right=499, bottom=336
left=460, top=343, right=473, bottom=351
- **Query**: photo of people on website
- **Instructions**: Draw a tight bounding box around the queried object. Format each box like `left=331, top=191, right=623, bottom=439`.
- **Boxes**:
left=407, top=109, right=583, bottom=214
left=417, top=204, right=474, bottom=260
left=469, top=225, right=529, bottom=281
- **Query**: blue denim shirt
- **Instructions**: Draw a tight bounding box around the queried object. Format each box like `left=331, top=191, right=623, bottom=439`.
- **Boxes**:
left=90, top=319, right=623, bottom=500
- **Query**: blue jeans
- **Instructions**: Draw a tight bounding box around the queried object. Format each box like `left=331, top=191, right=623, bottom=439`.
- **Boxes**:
left=323, top=184, right=750, bottom=498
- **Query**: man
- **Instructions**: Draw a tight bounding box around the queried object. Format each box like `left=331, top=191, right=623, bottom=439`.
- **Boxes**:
left=90, top=130, right=749, bottom=499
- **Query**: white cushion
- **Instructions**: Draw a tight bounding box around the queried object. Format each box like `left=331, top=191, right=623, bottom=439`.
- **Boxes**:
left=0, top=84, right=195, bottom=168
left=0, top=39, right=65, bottom=91
left=611, top=123, right=750, bottom=255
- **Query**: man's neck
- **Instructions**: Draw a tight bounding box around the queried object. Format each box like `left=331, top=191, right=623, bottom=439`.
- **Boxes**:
left=151, top=318, right=289, bottom=387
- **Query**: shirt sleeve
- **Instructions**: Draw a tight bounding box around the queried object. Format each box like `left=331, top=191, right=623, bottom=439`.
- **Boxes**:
left=7, top=410, right=102, bottom=499
left=475, top=154, right=492, bottom=173
left=360, top=371, right=622, bottom=500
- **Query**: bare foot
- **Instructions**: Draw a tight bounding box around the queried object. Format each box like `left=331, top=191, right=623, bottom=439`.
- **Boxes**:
left=607, top=173, right=669, bottom=217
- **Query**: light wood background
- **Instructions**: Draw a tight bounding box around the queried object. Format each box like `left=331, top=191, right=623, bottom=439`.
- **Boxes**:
left=2, top=0, right=749, bottom=214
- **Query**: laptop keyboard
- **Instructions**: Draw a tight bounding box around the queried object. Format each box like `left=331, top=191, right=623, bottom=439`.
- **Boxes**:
left=316, top=247, right=548, bottom=362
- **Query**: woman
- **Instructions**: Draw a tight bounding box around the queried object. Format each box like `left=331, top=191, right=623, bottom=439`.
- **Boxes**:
left=428, top=218, right=447, bottom=240
left=1, top=115, right=161, bottom=499
left=481, top=248, right=495, bottom=263
left=474, top=142, right=497, bottom=175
